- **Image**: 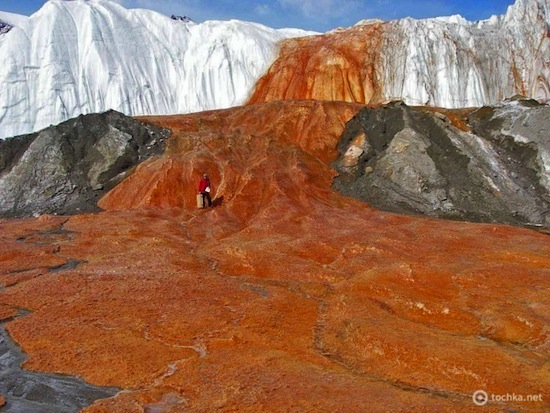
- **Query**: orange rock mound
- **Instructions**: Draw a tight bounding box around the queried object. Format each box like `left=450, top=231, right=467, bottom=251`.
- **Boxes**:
left=0, top=101, right=548, bottom=412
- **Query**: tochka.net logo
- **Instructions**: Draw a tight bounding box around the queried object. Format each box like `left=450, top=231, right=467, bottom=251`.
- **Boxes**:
left=472, top=390, right=544, bottom=406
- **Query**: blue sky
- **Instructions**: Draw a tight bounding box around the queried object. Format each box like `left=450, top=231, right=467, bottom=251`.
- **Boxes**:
left=0, top=0, right=517, bottom=32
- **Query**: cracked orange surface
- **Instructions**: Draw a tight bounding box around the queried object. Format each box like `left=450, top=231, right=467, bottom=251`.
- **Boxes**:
left=0, top=101, right=548, bottom=412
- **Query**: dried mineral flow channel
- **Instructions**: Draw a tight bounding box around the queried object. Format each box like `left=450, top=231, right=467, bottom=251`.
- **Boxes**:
left=0, top=314, right=120, bottom=412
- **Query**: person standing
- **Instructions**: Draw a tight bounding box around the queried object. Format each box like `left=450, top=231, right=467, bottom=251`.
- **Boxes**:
left=198, top=173, right=212, bottom=208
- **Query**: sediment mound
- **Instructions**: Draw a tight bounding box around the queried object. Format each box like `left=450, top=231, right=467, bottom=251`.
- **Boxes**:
left=100, top=101, right=363, bottom=223
left=0, top=110, right=169, bottom=218
left=333, top=100, right=550, bottom=228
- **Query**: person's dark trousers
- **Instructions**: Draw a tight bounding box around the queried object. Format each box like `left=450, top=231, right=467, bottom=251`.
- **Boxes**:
left=201, top=192, right=212, bottom=207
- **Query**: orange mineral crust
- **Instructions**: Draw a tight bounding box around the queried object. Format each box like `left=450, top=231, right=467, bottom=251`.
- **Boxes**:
left=0, top=101, right=548, bottom=412
left=248, top=24, right=385, bottom=105
left=106, top=101, right=364, bottom=220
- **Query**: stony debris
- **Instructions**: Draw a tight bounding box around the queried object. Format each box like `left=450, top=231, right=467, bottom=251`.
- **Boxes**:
left=0, top=110, right=169, bottom=218
left=333, top=101, right=550, bottom=228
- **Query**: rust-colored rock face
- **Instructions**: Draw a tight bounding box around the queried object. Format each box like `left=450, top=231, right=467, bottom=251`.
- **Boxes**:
left=248, top=25, right=385, bottom=105
left=0, top=101, right=549, bottom=412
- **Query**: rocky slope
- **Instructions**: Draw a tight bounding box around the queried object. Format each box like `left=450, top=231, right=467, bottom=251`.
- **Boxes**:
left=0, top=101, right=548, bottom=412
left=0, top=110, right=169, bottom=218
left=333, top=98, right=550, bottom=229
left=250, top=0, right=550, bottom=108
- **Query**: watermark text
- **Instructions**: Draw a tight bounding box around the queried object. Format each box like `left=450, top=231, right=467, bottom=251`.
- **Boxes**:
left=473, top=390, right=543, bottom=406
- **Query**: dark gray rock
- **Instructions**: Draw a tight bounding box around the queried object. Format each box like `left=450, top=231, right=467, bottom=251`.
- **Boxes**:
left=170, top=15, right=194, bottom=23
left=332, top=102, right=550, bottom=228
left=0, top=110, right=169, bottom=218
left=0, top=20, right=12, bottom=35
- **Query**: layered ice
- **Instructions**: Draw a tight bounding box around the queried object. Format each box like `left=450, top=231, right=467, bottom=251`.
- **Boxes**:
left=0, top=0, right=312, bottom=139
left=380, top=0, right=550, bottom=107
left=0, top=0, right=549, bottom=139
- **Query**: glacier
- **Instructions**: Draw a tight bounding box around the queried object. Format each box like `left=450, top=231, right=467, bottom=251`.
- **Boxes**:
left=0, top=0, right=313, bottom=139
left=380, top=0, right=550, bottom=107
left=0, top=10, right=29, bottom=28
left=0, top=0, right=549, bottom=139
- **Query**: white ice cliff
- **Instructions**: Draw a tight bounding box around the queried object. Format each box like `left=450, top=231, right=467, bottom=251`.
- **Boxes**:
left=0, top=0, right=312, bottom=139
left=379, top=0, right=550, bottom=107
left=0, top=0, right=549, bottom=139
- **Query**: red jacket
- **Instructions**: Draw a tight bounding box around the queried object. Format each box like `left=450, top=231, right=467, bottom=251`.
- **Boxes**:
left=198, top=177, right=210, bottom=193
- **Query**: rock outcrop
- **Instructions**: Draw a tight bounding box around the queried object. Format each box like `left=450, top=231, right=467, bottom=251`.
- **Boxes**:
left=0, top=20, right=11, bottom=35
left=250, top=0, right=550, bottom=108
left=333, top=100, right=550, bottom=228
left=0, top=110, right=169, bottom=218
left=0, top=101, right=548, bottom=412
